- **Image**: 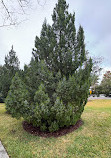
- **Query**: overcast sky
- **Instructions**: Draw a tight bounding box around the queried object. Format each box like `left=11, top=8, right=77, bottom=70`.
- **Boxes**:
left=0, top=0, right=111, bottom=77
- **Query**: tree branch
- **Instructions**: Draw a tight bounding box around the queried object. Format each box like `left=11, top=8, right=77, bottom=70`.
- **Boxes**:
left=0, top=0, right=47, bottom=27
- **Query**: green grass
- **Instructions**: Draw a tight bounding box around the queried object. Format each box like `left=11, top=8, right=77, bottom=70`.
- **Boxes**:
left=0, top=100, right=111, bottom=158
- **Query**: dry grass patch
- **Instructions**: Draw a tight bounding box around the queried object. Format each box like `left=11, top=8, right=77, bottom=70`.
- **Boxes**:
left=87, top=99, right=111, bottom=108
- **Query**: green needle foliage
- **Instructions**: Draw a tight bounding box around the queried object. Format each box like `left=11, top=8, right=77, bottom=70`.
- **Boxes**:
left=0, top=46, right=20, bottom=101
left=6, top=0, right=92, bottom=132
left=5, top=73, right=29, bottom=119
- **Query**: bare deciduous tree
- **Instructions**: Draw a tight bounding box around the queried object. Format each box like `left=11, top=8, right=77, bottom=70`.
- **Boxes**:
left=0, top=0, right=46, bottom=27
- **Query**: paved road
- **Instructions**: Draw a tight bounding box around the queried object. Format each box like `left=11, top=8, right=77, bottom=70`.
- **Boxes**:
left=0, top=141, right=9, bottom=158
left=88, top=96, right=111, bottom=100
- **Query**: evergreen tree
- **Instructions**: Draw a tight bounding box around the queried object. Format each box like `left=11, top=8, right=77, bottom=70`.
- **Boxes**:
left=0, top=46, right=20, bottom=100
left=28, top=0, right=92, bottom=132
left=7, top=0, right=92, bottom=132
left=5, top=45, right=20, bottom=71
left=0, top=65, right=4, bottom=102
left=5, top=73, right=29, bottom=118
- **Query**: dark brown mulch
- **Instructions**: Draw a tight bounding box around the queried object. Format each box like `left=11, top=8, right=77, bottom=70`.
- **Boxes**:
left=23, top=120, right=83, bottom=138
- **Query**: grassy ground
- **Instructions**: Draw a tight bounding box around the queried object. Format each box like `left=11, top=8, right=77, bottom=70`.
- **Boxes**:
left=0, top=100, right=111, bottom=158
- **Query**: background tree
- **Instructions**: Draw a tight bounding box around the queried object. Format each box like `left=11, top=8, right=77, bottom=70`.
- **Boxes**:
left=94, top=85, right=103, bottom=97
left=100, top=71, right=111, bottom=97
left=90, top=56, right=103, bottom=93
left=0, top=65, right=4, bottom=102
left=6, top=0, right=92, bottom=132
left=4, top=45, right=20, bottom=70
left=0, top=46, right=20, bottom=100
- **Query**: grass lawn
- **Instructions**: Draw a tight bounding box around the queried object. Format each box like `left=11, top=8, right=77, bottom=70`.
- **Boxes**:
left=0, top=100, right=111, bottom=158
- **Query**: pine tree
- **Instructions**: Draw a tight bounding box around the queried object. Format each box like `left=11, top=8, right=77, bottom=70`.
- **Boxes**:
left=5, top=45, right=20, bottom=71
left=0, top=46, right=20, bottom=100
left=5, top=73, right=29, bottom=118
left=28, top=0, right=92, bottom=132
left=8, top=0, right=92, bottom=132
left=27, top=0, right=92, bottom=132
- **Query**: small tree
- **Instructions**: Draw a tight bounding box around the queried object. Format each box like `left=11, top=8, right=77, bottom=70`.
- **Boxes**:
left=0, top=46, right=20, bottom=100
left=5, top=73, right=29, bottom=118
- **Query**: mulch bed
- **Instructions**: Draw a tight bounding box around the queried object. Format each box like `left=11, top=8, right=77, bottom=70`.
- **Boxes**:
left=23, top=120, right=83, bottom=138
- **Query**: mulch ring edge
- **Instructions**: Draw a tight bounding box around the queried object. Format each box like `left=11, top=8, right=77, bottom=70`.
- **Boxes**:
left=23, top=119, right=84, bottom=138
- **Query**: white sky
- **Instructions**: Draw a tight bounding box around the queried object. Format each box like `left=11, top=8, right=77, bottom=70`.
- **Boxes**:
left=0, top=0, right=111, bottom=80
